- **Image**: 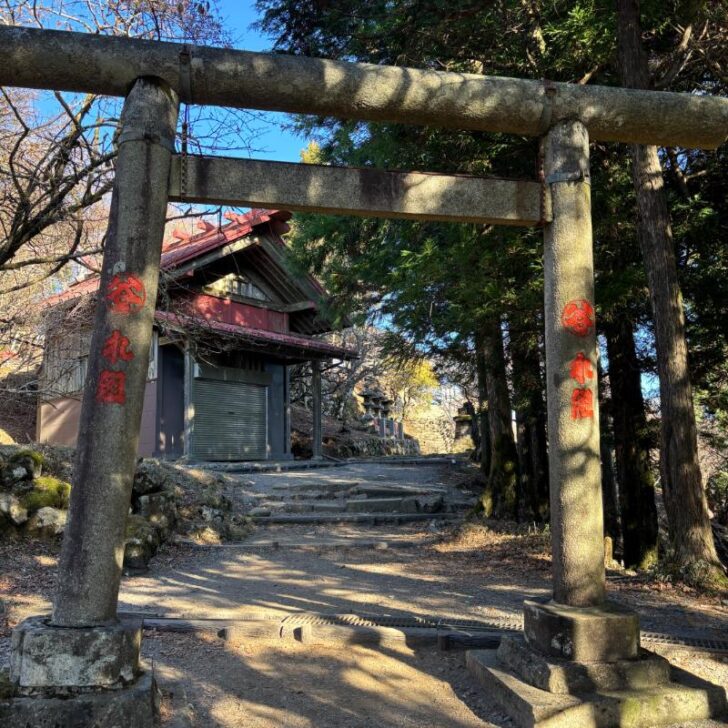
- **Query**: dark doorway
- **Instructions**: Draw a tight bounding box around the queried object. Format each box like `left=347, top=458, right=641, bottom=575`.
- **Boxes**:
left=157, top=344, right=185, bottom=458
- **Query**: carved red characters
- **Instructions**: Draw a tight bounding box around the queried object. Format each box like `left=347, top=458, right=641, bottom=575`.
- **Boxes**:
left=562, top=299, right=595, bottom=337
left=569, top=352, right=594, bottom=386
left=571, top=388, right=594, bottom=420
left=106, top=273, right=146, bottom=315
left=101, top=330, right=134, bottom=365
left=97, top=328, right=136, bottom=405
left=96, top=370, right=127, bottom=405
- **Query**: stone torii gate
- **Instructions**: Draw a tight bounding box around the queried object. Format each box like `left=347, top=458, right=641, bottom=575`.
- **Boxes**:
left=1, top=25, right=727, bottom=728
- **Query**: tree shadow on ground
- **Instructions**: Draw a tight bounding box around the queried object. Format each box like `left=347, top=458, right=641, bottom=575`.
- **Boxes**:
left=145, top=628, right=515, bottom=728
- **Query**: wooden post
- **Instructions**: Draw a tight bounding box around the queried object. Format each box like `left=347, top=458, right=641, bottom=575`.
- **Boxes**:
left=542, top=119, right=606, bottom=608
left=311, top=361, right=322, bottom=460
left=53, top=77, right=179, bottom=627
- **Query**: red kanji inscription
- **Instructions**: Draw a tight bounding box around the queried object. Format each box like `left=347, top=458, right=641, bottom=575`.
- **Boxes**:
left=571, top=388, right=594, bottom=420
left=101, top=330, right=134, bottom=365
left=96, top=370, right=126, bottom=405
left=569, top=352, right=594, bottom=386
left=106, top=274, right=146, bottom=315
left=562, top=299, right=595, bottom=337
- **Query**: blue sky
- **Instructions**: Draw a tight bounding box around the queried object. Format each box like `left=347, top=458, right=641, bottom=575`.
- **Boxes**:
left=212, top=0, right=309, bottom=163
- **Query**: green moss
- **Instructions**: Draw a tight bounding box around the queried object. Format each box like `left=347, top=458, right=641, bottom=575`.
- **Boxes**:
left=491, top=435, right=519, bottom=520
left=8, top=449, right=45, bottom=470
left=476, top=485, right=495, bottom=518
left=19, top=476, right=71, bottom=513
left=636, top=546, right=659, bottom=572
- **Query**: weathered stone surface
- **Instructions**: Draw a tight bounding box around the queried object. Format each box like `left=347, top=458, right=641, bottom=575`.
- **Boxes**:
left=137, top=492, right=177, bottom=536
left=124, top=515, right=161, bottom=570
left=5, top=450, right=43, bottom=482
left=498, top=634, right=670, bottom=694
left=524, top=600, right=639, bottom=664
left=346, top=497, right=410, bottom=513
left=414, top=494, right=444, bottom=513
left=10, top=616, right=141, bottom=690
left=132, top=459, right=175, bottom=497
left=543, top=120, right=605, bottom=608
left=467, top=649, right=584, bottom=726
left=52, top=77, right=179, bottom=628
left=0, top=670, right=158, bottom=728
left=25, top=507, right=66, bottom=537
left=2, top=26, right=727, bottom=149
left=123, top=540, right=153, bottom=571
left=170, top=156, right=546, bottom=228
left=248, top=506, right=271, bottom=517
left=467, top=649, right=728, bottom=728
left=311, top=502, right=346, bottom=513
left=0, top=493, right=28, bottom=526
left=351, top=483, right=444, bottom=498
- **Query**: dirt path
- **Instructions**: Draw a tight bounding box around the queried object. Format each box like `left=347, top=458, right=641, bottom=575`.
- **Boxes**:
left=148, top=631, right=513, bottom=728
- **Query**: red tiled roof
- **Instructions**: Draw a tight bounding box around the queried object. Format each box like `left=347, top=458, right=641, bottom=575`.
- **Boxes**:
left=43, top=209, right=293, bottom=307
left=154, top=311, right=356, bottom=360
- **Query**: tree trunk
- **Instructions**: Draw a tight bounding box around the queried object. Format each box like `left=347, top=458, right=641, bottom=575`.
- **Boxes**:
left=605, top=314, right=659, bottom=569
left=510, top=327, right=549, bottom=522
left=616, top=0, right=723, bottom=584
left=478, top=318, right=518, bottom=519
left=464, top=399, right=481, bottom=456
left=475, top=334, right=492, bottom=483
left=515, top=407, right=531, bottom=521
left=598, top=360, right=622, bottom=546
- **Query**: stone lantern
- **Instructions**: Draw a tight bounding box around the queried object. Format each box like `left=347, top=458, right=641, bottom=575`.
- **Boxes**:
left=453, top=404, right=473, bottom=446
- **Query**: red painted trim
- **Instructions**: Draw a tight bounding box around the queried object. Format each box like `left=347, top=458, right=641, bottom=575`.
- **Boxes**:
left=186, top=293, right=288, bottom=333
left=154, top=310, right=356, bottom=359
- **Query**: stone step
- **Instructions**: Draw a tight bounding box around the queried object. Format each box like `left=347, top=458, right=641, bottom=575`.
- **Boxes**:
left=271, top=480, right=358, bottom=493
left=249, top=512, right=462, bottom=525
left=349, top=483, right=447, bottom=498
left=254, top=501, right=347, bottom=514
left=498, top=635, right=672, bottom=693
left=251, top=494, right=473, bottom=516
left=346, top=495, right=444, bottom=514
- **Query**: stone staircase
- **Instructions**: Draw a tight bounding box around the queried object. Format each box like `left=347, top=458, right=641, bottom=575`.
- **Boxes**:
left=247, top=478, right=476, bottom=525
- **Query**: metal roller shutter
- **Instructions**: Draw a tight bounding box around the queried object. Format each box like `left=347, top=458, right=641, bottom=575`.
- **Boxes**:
left=192, top=379, right=267, bottom=460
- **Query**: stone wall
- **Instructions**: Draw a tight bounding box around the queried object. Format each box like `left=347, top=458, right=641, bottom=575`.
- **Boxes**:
left=404, top=407, right=455, bottom=455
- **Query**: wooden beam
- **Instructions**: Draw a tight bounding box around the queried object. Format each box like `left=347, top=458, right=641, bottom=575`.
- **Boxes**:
left=282, top=301, right=317, bottom=313
left=169, top=156, right=547, bottom=227
left=0, top=26, right=725, bottom=148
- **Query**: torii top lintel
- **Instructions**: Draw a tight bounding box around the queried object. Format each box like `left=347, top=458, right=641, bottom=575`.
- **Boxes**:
left=0, top=25, right=726, bottom=149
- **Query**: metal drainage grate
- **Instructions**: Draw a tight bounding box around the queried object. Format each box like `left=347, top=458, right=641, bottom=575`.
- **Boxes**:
left=641, top=631, right=728, bottom=652
left=280, top=612, right=523, bottom=632
left=279, top=613, right=728, bottom=652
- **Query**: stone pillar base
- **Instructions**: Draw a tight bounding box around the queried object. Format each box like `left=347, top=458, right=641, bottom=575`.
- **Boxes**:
left=467, top=648, right=727, bottom=728
left=4, top=616, right=156, bottom=727
left=10, top=615, right=142, bottom=692
left=464, top=599, right=728, bottom=726
left=524, top=599, right=639, bottom=663
left=498, top=634, right=670, bottom=694
left=0, top=670, right=158, bottom=728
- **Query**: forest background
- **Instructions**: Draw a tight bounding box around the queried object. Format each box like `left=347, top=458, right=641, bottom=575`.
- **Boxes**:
left=0, top=0, right=727, bottom=588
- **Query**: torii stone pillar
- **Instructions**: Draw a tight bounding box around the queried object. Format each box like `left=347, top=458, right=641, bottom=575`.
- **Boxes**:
left=543, top=119, right=606, bottom=608
left=521, top=119, right=639, bottom=663
left=9, top=77, right=178, bottom=715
